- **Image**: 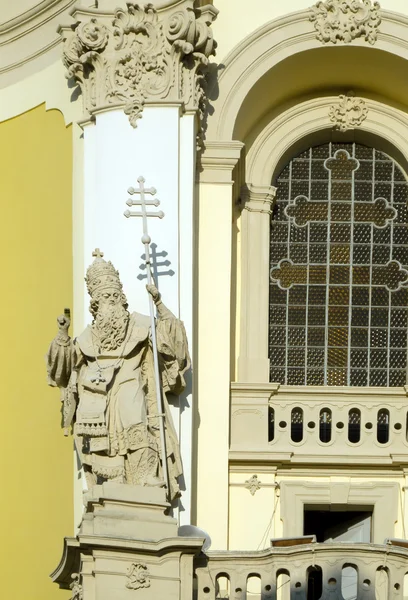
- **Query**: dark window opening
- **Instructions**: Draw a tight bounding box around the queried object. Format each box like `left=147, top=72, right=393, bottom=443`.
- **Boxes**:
left=307, top=566, right=322, bottom=600
left=304, top=506, right=372, bottom=543
left=268, top=406, right=275, bottom=442
left=377, top=409, right=390, bottom=444
left=291, top=408, right=303, bottom=442
left=348, top=408, right=361, bottom=443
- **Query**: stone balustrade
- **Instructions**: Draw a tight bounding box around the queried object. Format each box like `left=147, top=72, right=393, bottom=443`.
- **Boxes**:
left=194, top=541, right=408, bottom=600
left=230, top=384, right=408, bottom=465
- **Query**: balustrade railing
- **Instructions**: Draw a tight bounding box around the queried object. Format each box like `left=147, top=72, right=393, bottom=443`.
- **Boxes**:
left=194, top=541, right=408, bottom=600
left=230, top=384, right=408, bottom=465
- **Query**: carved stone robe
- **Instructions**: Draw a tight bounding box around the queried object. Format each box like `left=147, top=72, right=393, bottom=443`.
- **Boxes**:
left=47, top=309, right=189, bottom=499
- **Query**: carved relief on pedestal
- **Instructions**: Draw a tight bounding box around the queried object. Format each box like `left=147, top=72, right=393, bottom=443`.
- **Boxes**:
left=310, top=0, right=381, bottom=45
left=59, top=2, right=217, bottom=128
left=126, top=563, right=151, bottom=590
left=329, top=92, right=368, bottom=131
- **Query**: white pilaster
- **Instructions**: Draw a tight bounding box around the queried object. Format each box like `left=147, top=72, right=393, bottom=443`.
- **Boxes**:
left=74, top=106, right=196, bottom=522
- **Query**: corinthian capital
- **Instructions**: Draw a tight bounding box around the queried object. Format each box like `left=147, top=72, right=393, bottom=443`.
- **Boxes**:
left=59, top=1, right=218, bottom=127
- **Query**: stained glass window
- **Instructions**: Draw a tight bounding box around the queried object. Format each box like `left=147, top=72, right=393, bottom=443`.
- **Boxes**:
left=269, top=143, right=408, bottom=386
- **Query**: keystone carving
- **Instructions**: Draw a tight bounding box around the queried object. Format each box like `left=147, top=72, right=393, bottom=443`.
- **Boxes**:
left=329, top=93, right=368, bottom=132
left=59, top=2, right=217, bottom=130
left=126, top=563, right=151, bottom=590
left=310, top=0, right=381, bottom=45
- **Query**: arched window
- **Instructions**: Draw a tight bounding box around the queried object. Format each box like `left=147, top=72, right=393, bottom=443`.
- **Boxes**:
left=269, top=142, right=408, bottom=386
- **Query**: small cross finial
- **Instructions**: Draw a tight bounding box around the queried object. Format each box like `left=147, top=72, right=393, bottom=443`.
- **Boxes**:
left=92, top=248, right=104, bottom=259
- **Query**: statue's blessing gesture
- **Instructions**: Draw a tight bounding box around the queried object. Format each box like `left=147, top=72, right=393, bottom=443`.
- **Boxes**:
left=46, top=251, right=189, bottom=500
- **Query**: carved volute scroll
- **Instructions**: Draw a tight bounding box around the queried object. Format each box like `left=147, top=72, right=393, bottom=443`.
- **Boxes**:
left=59, top=1, right=218, bottom=129
left=310, top=0, right=381, bottom=45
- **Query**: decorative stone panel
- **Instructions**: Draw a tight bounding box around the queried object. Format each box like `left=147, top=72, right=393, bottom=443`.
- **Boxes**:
left=59, top=1, right=218, bottom=128
left=310, top=0, right=381, bottom=45
left=329, top=92, right=369, bottom=131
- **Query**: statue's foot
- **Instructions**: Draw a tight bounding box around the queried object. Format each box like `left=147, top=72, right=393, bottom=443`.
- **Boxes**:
left=144, top=475, right=165, bottom=488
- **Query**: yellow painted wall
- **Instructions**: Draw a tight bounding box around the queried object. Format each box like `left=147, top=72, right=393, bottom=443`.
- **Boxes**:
left=0, top=104, right=73, bottom=598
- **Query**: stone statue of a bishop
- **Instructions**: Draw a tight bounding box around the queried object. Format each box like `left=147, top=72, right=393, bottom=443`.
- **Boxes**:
left=46, top=251, right=189, bottom=500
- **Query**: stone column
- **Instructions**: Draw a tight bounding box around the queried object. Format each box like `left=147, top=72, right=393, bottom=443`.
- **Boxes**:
left=58, top=0, right=218, bottom=525
left=197, top=140, right=244, bottom=548
left=237, top=184, right=276, bottom=383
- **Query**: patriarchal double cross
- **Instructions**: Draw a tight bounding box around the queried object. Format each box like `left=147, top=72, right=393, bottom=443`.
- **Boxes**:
left=123, top=175, right=170, bottom=498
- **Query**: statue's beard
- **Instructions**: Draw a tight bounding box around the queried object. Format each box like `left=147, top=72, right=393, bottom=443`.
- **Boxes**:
left=93, top=303, right=129, bottom=351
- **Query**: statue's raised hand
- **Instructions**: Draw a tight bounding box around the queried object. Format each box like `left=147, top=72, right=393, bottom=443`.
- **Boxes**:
left=56, top=314, right=71, bottom=343
left=57, top=314, right=70, bottom=332
left=146, top=284, right=162, bottom=305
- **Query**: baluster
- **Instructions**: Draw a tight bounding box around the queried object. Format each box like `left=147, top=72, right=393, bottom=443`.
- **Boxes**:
left=356, top=562, right=377, bottom=600
left=261, top=570, right=275, bottom=600
left=289, top=566, right=307, bottom=600
left=321, top=563, right=343, bottom=600
left=196, top=568, right=217, bottom=600
left=230, top=571, right=247, bottom=600
left=387, top=562, right=404, bottom=600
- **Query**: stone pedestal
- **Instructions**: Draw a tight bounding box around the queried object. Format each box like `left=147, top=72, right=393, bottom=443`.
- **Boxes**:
left=51, top=484, right=204, bottom=600
left=80, top=484, right=177, bottom=540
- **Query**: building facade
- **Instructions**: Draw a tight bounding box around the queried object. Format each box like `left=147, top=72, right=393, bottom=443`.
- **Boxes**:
left=3, top=0, right=408, bottom=598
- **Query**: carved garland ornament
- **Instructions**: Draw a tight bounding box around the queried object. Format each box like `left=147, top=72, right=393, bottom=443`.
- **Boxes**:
left=60, top=3, right=217, bottom=130
left=310, top=0, right=381, bottom=45
left=126, top=562, right=151, bottom=590
left=329, top=92, right=368, bottom=131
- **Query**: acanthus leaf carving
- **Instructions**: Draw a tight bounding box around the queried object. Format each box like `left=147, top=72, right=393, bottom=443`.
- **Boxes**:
left=60, top=2, right=217, bottom=132
left=310, top=0, right=381, bottom=45
left=329, top=92, right=368, bottom=131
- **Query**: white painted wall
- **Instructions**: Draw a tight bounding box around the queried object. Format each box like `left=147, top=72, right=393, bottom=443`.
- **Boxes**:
left=79, top=107, right=195, bottom=523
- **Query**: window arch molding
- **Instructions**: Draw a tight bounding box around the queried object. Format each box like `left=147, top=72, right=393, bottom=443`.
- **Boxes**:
left=237, top=98, right=408, bottom=384
left=207, top=9, right=408, bottom=143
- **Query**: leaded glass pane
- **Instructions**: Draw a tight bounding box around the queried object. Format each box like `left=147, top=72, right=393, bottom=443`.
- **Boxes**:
left=269, top=142, right=408, bottom=386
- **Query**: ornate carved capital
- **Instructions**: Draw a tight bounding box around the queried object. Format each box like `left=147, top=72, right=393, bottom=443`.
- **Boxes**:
left=329, top=92, right=368, bottom=131
left=241, top=184, right=277, bottom=215
left=59, top=1, right=218, bottom=127
left=310, top=0, right=381, bottom=45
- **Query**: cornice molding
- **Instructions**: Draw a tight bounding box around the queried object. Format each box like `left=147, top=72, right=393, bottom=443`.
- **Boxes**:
left=0, top=0, right=75, bottom=89
left=240, top=183, right=277, bottom=214
left=58, top=1, right=218, bottom=128
left=199, top=140, right=244, bottom=184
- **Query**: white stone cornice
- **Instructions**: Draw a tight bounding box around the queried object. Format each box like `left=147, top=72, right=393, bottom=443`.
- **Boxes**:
left=240, top=183, right=277, bottom=214
left=59, top=0, right=217, bottom=127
